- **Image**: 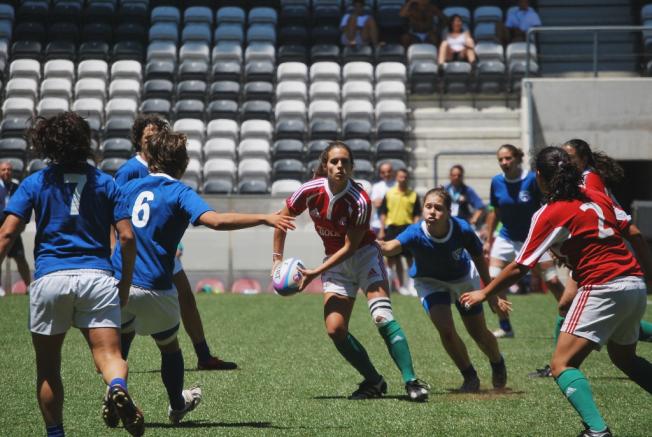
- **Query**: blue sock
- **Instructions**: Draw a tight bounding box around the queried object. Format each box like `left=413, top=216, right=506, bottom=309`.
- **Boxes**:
left=109, top=377, right=127, bottom=391
left=46, top=424, right=64, bottom=437
left=499, top=318, right=512, bottom=332
left=193, top=339, right=211, bottom=362
left=161, top=349, right=185, bottom=411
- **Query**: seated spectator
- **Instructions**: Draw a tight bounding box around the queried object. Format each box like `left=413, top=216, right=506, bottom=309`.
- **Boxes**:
left=438, top=15, right=476, bottom=65
left=399, top=0, right=445, bottom=48
left=504, top=0, right=542, bottom=43
left=340, top=0, right=379, bottom=47
left=444, top=164, right=485, bottom=227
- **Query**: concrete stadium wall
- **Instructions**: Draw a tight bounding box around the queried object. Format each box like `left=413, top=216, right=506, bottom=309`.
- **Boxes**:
left=521, top=78, right=652, bottom=159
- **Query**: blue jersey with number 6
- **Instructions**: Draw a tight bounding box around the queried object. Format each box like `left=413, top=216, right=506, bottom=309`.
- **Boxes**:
left=112, top=173, right=213, bottom=290
left=5, top=164, right=129, bottom=279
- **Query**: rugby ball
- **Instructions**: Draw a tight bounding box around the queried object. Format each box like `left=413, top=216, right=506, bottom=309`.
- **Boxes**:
left=272, top=258, right=305, bottom=296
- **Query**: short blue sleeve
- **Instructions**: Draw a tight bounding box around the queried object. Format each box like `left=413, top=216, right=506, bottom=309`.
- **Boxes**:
left=177, top=184, right=213, bottom=225
left=107, top=180, right=130, bottom=223
left=466, top=186, right=485, bottom=210
left=460, top=220, right=483, bottom=257
left=5, top=177, right=35, bottom=222
left=396, top=224, right=418, bottom=248
left=489, top=178, right=498, bottom=208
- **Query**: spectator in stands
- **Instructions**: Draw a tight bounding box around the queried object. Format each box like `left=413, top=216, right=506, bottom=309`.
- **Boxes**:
left=504, top=0, right=542, bottom=43
left=0, top=161, right=31, bottom=296
left=445, top=164, right=485, bottom=227
left=438, top=14, right=476, bottom=66
left=379, top=169, right=421, bottom=295
left=340, top=0, right=380, bottom=47
left=399, top=0, right=446, bottom=48
left=370, top=162, right=395, bottom=236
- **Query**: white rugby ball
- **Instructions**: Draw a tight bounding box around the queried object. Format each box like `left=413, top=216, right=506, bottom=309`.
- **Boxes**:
left=272, top=258, right=304, bottom=296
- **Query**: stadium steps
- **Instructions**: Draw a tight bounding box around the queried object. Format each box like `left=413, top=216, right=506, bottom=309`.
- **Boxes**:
left=536, top=0, right=640, bottom=76
left=409, top=108, right=521, bottom=200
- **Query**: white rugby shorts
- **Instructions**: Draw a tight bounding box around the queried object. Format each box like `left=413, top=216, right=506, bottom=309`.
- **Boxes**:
left=121, top=286, right=180, bottom=336
left=561, top=276, right=647, bottom=346
left=29, top=269, right=120, bottom=335
left=490, top=234, right=552, bottom=263
left=322, top=243, right=388, bottom=298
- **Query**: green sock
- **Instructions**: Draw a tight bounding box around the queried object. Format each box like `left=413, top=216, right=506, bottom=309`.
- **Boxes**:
left=378, top=320, right=416, bottom=383
left=333, top=333, right=380, bottom=382
left=556, top=368, right=607, bottom=432
left=639, top=320, right=652, bottom=343
left=553, top=315, right=565, bottom=345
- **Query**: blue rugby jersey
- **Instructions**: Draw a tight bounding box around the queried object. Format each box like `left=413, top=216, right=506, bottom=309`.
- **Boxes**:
left=112, top=173, right=212, bottom=290
left=397, top=217, right=482, bottom=281
left=490, top=170, right=541, bottom=242
left=114, top=155, right=149, bottom=187
left=5, top=163, right=129, bottom=278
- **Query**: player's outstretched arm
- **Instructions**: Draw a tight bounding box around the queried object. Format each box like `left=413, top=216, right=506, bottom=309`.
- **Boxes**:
left=271, top=206, right=296, bottom=275
left=115, top=218, right=136, bottom=307
left=298, top=227, right=366, bottom=290
left=0, top=214, right=23, bottom=263
left=469, top=253, right=511, bottom=315
left=460, top=261, right=529, bottom=307
left=377, top=239, right=402, bottom=257
left=198, top=211, right=295, bottom=232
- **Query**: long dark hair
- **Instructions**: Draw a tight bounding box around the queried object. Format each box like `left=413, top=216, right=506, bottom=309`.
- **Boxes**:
left=314, top=141, right=355, bottom=178
left=562, top=139, right=624, bottom=189
left=535, top=147, right=583, bottom=203
left=27, top=112, right=92, bottom=167
left=447, top=14, right=463, bottom=33
left=145, top=130, right=189, bottom=178
left=130, top=113, right=170, bottom=151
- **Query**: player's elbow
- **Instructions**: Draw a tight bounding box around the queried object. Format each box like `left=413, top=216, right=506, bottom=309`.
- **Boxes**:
left=118, top=228, right=136, bottom=249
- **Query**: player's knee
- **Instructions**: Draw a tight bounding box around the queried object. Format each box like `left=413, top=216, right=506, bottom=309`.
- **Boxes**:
left=549, top=357, right=568, bottom=378
left=488, top=266, right=502, bottom=278
left=368, top=297, right=394, bottom=328
left=435, top=323, right=457, bottom=342
left=326, top=324, right=348, bottom=343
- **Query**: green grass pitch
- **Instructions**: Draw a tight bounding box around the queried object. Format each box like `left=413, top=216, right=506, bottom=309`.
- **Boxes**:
left=1, top=293, right=650, bottom=436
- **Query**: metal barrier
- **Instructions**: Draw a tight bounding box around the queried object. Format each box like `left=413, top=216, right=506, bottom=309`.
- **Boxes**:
left=525, top=25, right=652, bottom=78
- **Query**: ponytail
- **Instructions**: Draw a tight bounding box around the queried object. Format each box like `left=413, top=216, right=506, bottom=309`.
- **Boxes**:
left=563, top=138, right=624, bottom=189
left=535, top=147, right=583, bottom=203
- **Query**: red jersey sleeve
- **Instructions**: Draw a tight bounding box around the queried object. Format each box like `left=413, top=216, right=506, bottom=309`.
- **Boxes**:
left=286, top=180, right=320, bottom=215
left=583, top=171, right=607, bottom=194
left=516, top=205, right=570, bottom=268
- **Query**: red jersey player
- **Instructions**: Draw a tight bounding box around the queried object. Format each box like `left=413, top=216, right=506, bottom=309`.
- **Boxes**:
left=461, top=147, right=652, bottom=437
left=272, top=141, right=430, bottom=402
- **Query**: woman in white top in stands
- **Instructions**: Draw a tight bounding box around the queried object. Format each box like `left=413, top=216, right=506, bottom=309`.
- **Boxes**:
left=340, top=0, right=379, bottom=47
left=438, top=15, right=476, bottom=65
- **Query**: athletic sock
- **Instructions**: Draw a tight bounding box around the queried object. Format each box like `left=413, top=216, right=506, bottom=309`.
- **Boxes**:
left=553, top=315, right=565, bottom=344
left=378, top=320, right=416, bottom=383
left=334, top=333, right=380, bottom=382
left=499, top=318, right=512, bottom=333
left=193, top=339, right=212, bottom=362
left=490, top=356, right=505, bottom=371
left=461, top=364, right=478, bottom=380
left=121, top=332, right=135, bottom=360
left=555, top=368, right=607, bottom=432
left=109, top=377, right=127, bottom=391
left=46, top=424, right=64, bottom=437
left=161, top=350, right=185, bottom=411
left=639, top=320, right=652, bottom=343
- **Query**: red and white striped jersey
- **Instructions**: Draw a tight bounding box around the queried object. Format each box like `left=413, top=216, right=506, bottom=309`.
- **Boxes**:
left=516, top=188, right=642, bottom=286
left=286, top=177, right=376, bottom=255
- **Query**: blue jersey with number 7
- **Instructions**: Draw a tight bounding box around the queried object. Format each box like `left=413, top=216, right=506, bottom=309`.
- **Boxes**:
left=5, top=164, right=129, bottom=279
left=112, top=173, right=213, bottom=290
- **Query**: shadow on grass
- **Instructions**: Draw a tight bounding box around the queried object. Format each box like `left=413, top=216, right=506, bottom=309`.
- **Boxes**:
left=312, top=395, right=417, bottom=402
left=129, top=368, right=240, bottom=374
left=438, top=387, right=526, bottom=400
left=146, top=420, right=283, bottom=429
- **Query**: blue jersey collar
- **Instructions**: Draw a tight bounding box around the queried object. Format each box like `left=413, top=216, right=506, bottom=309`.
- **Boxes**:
left=421, top=219, right=453, bottom=243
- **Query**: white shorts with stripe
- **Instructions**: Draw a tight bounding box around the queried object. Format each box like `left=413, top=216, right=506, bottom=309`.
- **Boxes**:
left=121, top=286, right=180, bottom=336
left=414, top=264, right=481, bottom=301
left=322, top=243, right=388, bottom=298
left=491, top=234, right=553, bottom=263
left=29, top=269, right=120, bottom=335
left=562, top=276, right=647, bottom=346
